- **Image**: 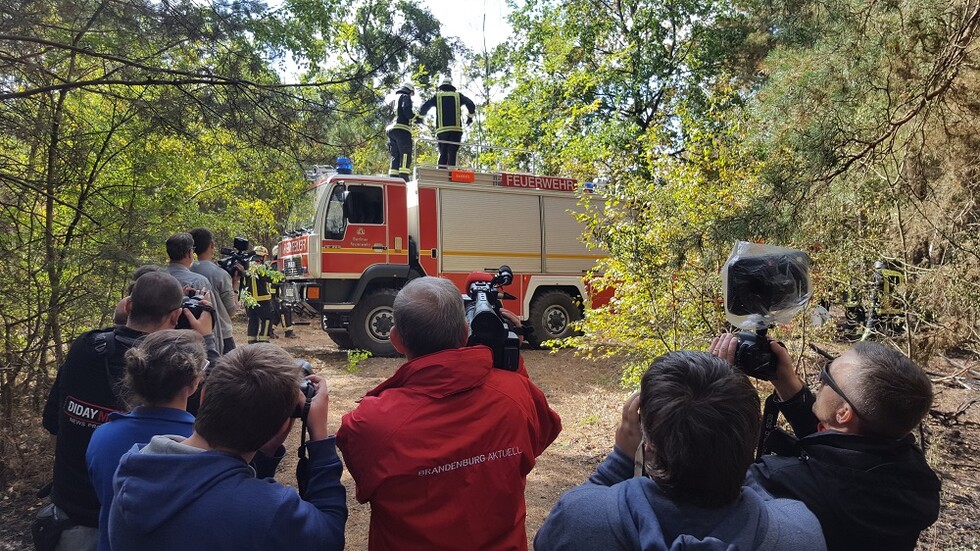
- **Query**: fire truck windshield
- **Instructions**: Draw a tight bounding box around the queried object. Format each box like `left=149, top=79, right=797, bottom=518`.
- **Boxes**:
left=284, top=187, right=319, bottom=235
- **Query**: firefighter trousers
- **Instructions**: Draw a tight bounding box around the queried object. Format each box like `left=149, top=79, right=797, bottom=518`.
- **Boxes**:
left=247, top=301, right=273, bottom=343
left=436, top=131, right=463, bottom=168
left=387, top=128, right=413, bottom=181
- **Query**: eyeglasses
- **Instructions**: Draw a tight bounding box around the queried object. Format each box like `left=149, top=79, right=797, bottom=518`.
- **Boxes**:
left=819, top=361, right=863, bottom=419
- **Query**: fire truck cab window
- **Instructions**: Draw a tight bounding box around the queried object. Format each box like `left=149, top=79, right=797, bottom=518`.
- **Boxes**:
left=324, top=185, right=347, bottom=239
left=343, top=185, right=384, bottom=225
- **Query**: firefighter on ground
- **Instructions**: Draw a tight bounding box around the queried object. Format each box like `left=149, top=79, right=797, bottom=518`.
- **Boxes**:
left=387, top=82, right=421, bottom=181
left=241, top=246, right=281, bottom=343
left=269, top=256, right=297, bottom=339
left=420, top=75, right=476, bottom=168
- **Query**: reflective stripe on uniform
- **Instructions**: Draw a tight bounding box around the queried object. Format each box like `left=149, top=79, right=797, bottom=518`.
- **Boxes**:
left=436, top=92, right=462, bottom=133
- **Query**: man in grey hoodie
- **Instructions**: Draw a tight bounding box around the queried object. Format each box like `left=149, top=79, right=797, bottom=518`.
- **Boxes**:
left=535, top=351, right=826, bottom=551
left=107, top=344, right=347, bottom=551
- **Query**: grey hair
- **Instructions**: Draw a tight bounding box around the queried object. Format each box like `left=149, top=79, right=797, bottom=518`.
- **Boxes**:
left=393, top=277, right=467, bottom=357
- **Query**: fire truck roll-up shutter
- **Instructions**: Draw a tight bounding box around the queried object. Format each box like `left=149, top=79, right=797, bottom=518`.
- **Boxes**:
left=542, top=196, right=602, bottom=273
left=439, top=188, right=542, bottom=273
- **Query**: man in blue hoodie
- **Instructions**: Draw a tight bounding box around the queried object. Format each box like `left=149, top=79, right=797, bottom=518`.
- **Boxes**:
left=107, top=344, right=347, bottom=551
left=535, top=352, right=826, bottom=551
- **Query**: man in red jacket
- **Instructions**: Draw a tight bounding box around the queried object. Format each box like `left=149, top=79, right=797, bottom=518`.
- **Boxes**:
left=337, top=277, right=562, bottom=550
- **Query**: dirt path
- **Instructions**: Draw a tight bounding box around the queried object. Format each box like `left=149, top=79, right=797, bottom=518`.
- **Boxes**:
left=2, top=319, right=978, bottom=549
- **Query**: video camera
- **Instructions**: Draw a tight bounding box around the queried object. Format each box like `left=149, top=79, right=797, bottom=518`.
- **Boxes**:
left=218, top=236, right=255, bottom=277
left=464, top=265, right=523, bottom=372
left=722, top=242, right=811, bottom=380
left=175, top=293, right=216, bottom=331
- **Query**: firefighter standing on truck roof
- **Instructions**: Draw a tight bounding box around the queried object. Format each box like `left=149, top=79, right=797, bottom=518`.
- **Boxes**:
left=241, top=246, right=280, bottom=343
left=387, top=82, right=421, bottom=182
left=420, top=75, right=476, bottom=169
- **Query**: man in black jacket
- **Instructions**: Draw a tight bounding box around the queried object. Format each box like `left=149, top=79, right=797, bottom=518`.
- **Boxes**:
left=419, top=75, right=476, bottom=168
left=387, top=82, right=420, bottom=181
left=36, top=271, right=216, bottom=551
left=710, top=334, right=940, bottom=551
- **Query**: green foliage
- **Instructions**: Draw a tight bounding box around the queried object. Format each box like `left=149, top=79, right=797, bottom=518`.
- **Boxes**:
left=345, top=349, right=372, bottom=373
left=0, top=0, right=459, bottom=422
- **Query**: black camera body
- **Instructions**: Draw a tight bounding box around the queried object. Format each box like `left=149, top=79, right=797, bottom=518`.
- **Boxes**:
left=175, top=294, right=216, bottom=331
left=218, top=236, right=255, bottom=277
left=724, top=244, right=810, bottom=380
left=465, top=265, right=521, bottom=372
left=734, top=329, right=777, bottom=380
left=293, top=360, right=315, bottom=421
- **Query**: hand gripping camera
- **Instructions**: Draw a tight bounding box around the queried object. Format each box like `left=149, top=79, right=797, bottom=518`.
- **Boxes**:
left=218, top=237, right=255, bottom=277
left=722, top=242, right=811, bottom=380
left=174, top=293, right=216, bottom=331
left=464, top=265, right=523, bottom=372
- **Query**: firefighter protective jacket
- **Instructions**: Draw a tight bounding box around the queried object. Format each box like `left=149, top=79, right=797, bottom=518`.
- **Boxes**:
left=420, top=85, right=476, bottom=136
left=386, top=91, right=420, bottom=133
left=337, top=345, right=562, bottom=551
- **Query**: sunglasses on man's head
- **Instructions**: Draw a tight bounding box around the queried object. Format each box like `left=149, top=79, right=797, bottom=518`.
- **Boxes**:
left=818, top=361, right=864, bottom=419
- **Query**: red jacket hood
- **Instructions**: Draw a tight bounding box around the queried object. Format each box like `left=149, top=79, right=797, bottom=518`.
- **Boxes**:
left=364, top=345, right=510, bottom=399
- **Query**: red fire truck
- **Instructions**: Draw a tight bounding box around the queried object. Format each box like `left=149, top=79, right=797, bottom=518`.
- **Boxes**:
left=276, top=165, right=606, bottom=356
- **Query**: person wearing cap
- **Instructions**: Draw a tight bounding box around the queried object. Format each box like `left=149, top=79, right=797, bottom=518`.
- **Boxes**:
left=386, top=82, right=421, bottom=181
left=419, top=75, right=476, bottom=168
left=243, top=245, right=277, bottom=344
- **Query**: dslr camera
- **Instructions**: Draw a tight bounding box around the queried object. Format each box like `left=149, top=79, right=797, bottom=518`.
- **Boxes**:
left=464, top=265, right=523, bottom=372
left=175, top=293, right=216, bottom=331
left=722, top=242, right=811, bottom=380
left=218, top=236, right=255, bottom=277
left=293, top=360, right=316, bottom=422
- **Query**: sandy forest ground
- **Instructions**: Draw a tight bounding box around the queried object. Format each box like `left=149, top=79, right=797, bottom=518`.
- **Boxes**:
left=2, top=317, right=979, bottom=550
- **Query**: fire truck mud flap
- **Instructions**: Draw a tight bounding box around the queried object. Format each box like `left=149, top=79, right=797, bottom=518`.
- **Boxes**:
left=526, top=290, right=582, bottom=348
left=350, top=288, right=399, bottom=357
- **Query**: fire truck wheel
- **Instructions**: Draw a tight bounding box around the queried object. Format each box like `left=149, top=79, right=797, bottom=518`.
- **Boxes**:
left=350, top=288, right=399, bottom=357
left=527, top=290, right=581, bottom=348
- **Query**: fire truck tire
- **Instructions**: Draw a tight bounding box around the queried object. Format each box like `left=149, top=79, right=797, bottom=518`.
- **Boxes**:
left=327, top=331, right=355, bottom=351
left=350, top=288, right=399, bottom=357
left=526, top=290, right=581, bottom=348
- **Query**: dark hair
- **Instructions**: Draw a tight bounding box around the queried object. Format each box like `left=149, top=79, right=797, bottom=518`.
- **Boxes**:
left=125, top=264, right=162, bottom=295
left=393, top=277, right=467, bottom=357
left=194, top=344, right=300, bottom=453
left=640, top=351, right=760, bottom=508
left=123, top=329, right=205, bottom=408
left=128, top=272, right=183, bottom=326
left=852, top=342, right=933, bottom=439
left=166, top=233, right=195, bottom=262
left=189, top=228, right=213, bottom=258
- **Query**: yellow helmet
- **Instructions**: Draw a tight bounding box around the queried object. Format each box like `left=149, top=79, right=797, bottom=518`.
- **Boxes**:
left=253, top=245, right=268, bottom=257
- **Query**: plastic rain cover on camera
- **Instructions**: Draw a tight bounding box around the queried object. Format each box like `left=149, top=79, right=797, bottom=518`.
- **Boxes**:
left=722, top=241, right=812, bottom=330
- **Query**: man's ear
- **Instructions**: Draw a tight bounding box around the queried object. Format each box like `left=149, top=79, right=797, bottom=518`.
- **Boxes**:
left=390, top=326, right=407, bottom=355
left=168, top=308, right=183, bottom=328
left=836, top=404, right=856, bottom=426
left=123, top=296, right=133, bottom=315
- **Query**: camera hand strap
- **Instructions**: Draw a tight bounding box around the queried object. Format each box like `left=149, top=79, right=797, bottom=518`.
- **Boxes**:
left=757, top=393, right=781, bottom=460
left=296, top=415, right=310, bottom=499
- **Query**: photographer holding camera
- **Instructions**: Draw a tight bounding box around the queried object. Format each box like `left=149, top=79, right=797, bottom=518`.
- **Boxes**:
left=710, top=334, right=940, bottom=551
left=190, top=228, right=240, bottom=352
left=36, top=271, right=216, bottom=551
left=535, top=351, right=825, bottom=551
left=107, top=344, right=347, bottom=551
left=337, top=277, right=561, bottom=551
left=165, top=233, right=224, bottom=353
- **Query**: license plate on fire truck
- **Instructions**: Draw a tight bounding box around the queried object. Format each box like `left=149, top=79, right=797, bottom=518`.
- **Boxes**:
left=283, top=285, right=298, bottom=301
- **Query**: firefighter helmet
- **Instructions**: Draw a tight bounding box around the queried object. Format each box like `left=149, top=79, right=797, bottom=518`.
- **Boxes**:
left=440, top=75, right=453, bottom=87
left=253, top=245, right=269, bottom=257
left=398, top=82, right=415, bottom=94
